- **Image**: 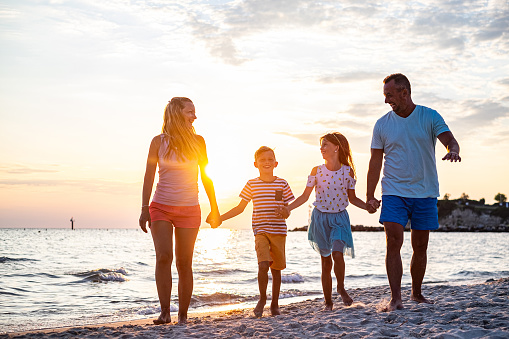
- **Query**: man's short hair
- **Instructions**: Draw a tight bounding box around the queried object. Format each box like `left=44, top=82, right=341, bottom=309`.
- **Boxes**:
left=383, top=73, right=411, bottom=95
left=254, top=146, right=275, bottom=160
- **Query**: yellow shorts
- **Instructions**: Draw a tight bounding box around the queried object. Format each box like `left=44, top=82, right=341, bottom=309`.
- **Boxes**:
left=254, top=233, right=286, bottom=270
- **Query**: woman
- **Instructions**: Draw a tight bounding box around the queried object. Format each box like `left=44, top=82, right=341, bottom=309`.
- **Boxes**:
left=139, top=97, right=221, bottom=324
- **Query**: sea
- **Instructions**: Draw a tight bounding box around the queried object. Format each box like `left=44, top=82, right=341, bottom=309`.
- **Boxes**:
left=1, top=228, right=508, bottom=334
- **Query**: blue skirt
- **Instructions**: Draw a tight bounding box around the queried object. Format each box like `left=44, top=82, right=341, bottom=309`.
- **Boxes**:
left=308, top=208, right=355, bottom=258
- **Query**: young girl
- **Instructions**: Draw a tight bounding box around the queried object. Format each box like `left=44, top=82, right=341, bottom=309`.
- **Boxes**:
left=139, top=97, right=221, bottom=325
left=280, top=132, right=369, bottom=311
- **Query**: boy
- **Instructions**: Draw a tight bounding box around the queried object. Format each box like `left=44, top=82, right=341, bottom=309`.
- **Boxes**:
left=220, top=146, right=294, bottom=317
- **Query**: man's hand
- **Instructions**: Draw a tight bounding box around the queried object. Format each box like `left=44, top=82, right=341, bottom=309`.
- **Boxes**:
left=442, top=151, right=461, bottom=162
left=366, top=198, right=380, bottom=214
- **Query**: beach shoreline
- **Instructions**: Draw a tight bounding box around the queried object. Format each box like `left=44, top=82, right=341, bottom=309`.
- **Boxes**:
left=4, top=277, right=508, bottom=338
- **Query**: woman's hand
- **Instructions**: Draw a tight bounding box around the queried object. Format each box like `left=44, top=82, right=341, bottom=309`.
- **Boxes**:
left=139, top=207, right=151, bottom=233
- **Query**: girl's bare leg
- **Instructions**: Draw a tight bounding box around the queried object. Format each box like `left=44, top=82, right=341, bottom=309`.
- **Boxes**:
left=332, top=251, right=353, bottom=306
left=174, top=227, right=200, bottom=324
left=150, top=220, right=174, bottom=324
left=321, top=255, right=333, bottom=310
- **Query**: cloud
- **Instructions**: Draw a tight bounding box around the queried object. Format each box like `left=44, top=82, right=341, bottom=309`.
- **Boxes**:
left=317, top=71, right=384, bottom=84
left=0, top=178, right=138, bottom=195
left=0, top=164, right=60, bottom=175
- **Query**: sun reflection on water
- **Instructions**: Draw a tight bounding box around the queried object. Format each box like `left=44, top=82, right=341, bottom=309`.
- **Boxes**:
left=195, top=228, right=238, bottom=264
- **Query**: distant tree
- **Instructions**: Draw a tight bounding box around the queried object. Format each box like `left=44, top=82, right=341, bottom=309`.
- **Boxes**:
left=479, top=198, right=485, bottom=205
left=443, top=193, right=450, bottom=200
left=494, top=193, right=507, bottom=204
left=460, top=192, right=469, bottom=200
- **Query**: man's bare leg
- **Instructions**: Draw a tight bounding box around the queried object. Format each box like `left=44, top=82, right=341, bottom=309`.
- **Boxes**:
left=321, top=255, right=334, bottom=311
left=410, top=229, right=433, bottom=304
left=270, top=268, right=281, bottom=315
left=254, top=261, right=270, bottom=317
left=332, top=251, right=353, bottom=306
left=384, top=222, right=404, bottom=311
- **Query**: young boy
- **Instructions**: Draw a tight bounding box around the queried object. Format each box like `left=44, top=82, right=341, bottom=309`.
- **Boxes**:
left=220, top=146, right=294, bottom=317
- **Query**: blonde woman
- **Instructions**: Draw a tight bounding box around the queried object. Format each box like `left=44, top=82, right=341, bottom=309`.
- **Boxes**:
left=139, top=97, right=221, bottom=324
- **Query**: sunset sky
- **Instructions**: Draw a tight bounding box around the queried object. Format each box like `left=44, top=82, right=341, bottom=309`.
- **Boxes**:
left=1, top=0, right=508, bottom=229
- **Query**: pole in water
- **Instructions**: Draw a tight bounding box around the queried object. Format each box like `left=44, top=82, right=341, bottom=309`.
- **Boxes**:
left=70, top=217, right=74, bottom=230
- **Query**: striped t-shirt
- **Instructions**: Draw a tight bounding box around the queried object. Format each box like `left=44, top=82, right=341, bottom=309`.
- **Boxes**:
left=240, top=177, right=294, bottom=235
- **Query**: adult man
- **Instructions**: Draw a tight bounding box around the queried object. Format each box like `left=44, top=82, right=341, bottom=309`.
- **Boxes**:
left=367, top=73, right=461, bottom=311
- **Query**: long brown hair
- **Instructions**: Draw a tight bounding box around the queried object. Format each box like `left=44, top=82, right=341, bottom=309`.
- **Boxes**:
left=320, top=132, right=356, bottom=178
left=162, top=97, right=203, bottom=161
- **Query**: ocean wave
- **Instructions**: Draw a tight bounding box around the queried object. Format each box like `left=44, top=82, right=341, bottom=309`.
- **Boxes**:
left=191, top=292, right=246, bottom=305
left=281, top=273, right=304, bottom=283
left=72, top=268, right=128, bottom=283
left=196, top=268, right=251, bottom=275
left=0, top=256, right=37, bottom=263
left=136, top=304, right=178, bottom=315
left=454, top=270, right=507, bottom=277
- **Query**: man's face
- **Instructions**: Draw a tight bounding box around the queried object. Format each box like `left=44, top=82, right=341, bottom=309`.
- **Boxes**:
left=383, top=80, right=406, bottom=114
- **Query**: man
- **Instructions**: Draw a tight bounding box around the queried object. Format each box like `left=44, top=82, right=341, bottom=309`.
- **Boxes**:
left=367, top=73, right=461, bottom=311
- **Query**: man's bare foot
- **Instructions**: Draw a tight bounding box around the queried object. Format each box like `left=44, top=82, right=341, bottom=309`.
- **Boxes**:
left=382, top=299, right=404, bottom=312
left=270, top=303, right=281, bottom=316
left=153, top=308, right=171, bottom=325
left=253, top=299, right=266, bottom=317
left=323, top=301, right=333, bottom=311
left=338, top=288, right=353, bottom=306
left=411, top=293, right=434, bottom=304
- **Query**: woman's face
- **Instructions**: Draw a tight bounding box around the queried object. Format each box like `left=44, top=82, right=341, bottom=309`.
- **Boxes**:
left=320, top=138, right=339, bottom=161
left=181, top=102, right=196, bottom=129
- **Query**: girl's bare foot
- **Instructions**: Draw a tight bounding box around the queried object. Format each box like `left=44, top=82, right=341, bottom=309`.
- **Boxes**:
left=253, top=299, right=266, bottom=317
left=153, top=308, right=171, bottom=325
left=338, top=288, right=353, bottom=306
left=270, top=303, right=280, bottom=316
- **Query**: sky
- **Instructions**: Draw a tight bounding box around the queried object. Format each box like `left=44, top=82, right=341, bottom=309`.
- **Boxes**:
left=0, top=0, right=508, bottom=229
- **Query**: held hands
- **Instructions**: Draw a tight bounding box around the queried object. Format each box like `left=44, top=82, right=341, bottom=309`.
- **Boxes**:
left=442, top=151, right=461, bottom=162
left=366, top=198, right=380, bottom=214
left=206, top=211, right=222, bottom=229
left=275, top=205, right=291, bottom=219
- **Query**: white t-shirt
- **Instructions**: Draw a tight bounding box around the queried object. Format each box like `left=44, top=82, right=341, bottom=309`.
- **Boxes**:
left=371, top=105, right=450, bottom=198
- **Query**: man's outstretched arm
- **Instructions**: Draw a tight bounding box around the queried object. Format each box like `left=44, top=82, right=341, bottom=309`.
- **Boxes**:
left=438, top=131, right=461, bottom=162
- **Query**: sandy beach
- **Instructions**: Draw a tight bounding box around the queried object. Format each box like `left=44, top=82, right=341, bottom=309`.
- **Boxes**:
left=3, top=277, right=507, bottom=339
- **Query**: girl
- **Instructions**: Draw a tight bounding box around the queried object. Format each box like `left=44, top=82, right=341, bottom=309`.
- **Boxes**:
left=281, top=132, right=369, bottom=310
left=139, top=97, right=221, bottom=324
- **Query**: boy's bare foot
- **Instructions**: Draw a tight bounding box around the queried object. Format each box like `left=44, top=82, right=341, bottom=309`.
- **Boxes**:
left=411, top=293, right=434, bottom=304
left=177, top=312, right=188, bottom=325
left=338, top=288, right=353, bottom=306
left=153, top=308, right=171, bottom=325
left=254, top=299, right=266, bottom=317
left=270, top=303, right=281, bottom=316
left=382, top=298, right=404, bottom=312
left=323, top=301, right=333, bottom=311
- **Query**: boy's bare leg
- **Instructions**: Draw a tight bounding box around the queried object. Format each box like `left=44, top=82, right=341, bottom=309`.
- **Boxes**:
left=383, top=222, right=404, bottom=311
left=410, top=229, right=433, bottom=304
left=254, top=261, right=270, bottom=317
left=321, top=255, right=333, bottom=311
left=270, top=268, right=281, bottom=315
left=332, top=251, right=353, bottom=306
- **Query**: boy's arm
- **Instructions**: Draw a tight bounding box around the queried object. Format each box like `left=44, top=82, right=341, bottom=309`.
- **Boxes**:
left=220, top=199, right=249, bottom=222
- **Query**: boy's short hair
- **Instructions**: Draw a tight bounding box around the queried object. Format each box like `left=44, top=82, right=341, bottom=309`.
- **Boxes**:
left=254, top=146, right=275, bottom=160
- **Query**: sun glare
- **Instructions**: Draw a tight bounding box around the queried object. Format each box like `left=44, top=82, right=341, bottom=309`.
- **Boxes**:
left=195, top=228, right=236, bottom=263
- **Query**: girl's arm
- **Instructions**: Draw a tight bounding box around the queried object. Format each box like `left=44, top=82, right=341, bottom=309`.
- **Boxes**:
left=139, top=136, right=160, bottom=233
left=347, top=168, right=368, bottom=211
left=197, top=135, right=221, bottom=228
left=220, top=199, right=249, bottom=222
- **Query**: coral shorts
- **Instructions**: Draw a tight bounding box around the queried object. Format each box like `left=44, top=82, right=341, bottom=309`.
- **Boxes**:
left=254, top=233, right=286, bottom=270
left=149, top=202, right=201, bottom=228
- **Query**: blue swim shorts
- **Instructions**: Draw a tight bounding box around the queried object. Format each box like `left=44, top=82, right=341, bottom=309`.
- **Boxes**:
left=379, top=195, right=439, bottom=231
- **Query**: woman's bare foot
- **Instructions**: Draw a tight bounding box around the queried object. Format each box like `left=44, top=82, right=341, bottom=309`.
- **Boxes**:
left=253, top=299, right=266, bottom=317
left=338, top=288, right=353, bottom=306
left=411, top=293, right=434, bottom=304
left=382, top=298, right=404, bottom=312
left=153, top=308, right=171, bottom=325
left=323, top=301, right=333, bottom=311
left=177, top=312, right=188, bottom=325
left=270, top=303, right=280, bottom=316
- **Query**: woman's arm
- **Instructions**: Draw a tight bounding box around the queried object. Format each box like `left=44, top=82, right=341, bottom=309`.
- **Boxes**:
left=139, top=136, right=160, bottom=233
left=197, top=135, right=221, bottom=228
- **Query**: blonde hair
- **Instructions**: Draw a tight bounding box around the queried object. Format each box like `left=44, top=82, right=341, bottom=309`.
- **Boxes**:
left=254, top=146, right=275, bottom=161
left=162, top=97, right=203, bottom=162
left=320, top=132, right=356, bottom=178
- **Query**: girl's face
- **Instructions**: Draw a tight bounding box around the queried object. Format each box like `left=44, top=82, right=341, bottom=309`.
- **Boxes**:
left=320, top=139, right=339, bottom=161
left=181, top=102, right=196, bottom=129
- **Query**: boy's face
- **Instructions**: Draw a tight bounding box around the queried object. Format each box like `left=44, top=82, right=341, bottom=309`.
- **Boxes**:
left=254, top=151, right=278, bottom=175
